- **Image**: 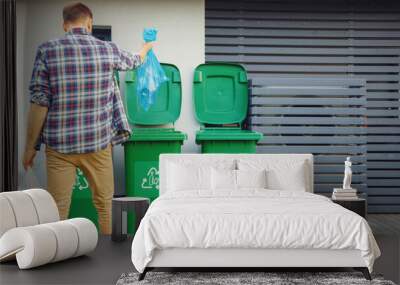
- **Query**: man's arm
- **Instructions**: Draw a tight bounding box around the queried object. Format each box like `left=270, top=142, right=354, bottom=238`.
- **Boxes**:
left=113, top=42, right=153, bottom=71
left=23, top=104, right=48, bottom=170
left=23, top=46, right=50, bottom=170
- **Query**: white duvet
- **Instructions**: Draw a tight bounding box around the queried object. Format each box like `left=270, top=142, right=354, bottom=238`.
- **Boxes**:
left=131, top=190, right=380, bottom=273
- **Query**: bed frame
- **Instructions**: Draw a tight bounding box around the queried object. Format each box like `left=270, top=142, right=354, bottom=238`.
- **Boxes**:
left=139, top=248, right=371, bottom=280
left=138, top=154, right=372, bottom=281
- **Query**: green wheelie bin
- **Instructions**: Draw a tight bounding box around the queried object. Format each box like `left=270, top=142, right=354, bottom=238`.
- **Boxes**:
left=124, top=63, right=186, bottom=233
left=193, top=63, right=262, bottom=153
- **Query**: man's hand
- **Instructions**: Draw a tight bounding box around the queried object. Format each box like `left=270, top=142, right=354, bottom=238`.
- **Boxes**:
left=139, top=42, right=154, bottom=62
left=23, top=147, right=37, bottom=170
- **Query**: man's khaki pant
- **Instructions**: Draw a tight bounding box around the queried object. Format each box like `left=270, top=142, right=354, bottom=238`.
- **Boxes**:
left=46, top=145, right=114, bottom=234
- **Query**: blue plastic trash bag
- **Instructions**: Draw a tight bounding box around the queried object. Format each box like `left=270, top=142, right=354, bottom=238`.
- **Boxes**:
left=136, top=28, right=168, bottom=111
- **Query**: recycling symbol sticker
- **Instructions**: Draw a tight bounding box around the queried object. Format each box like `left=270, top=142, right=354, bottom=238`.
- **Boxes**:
left=73, top=168, right=89, bottom=191
left=141, top=167, right=159, bottom=190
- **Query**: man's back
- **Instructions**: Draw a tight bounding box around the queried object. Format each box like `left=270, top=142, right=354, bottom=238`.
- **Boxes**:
left=29, top=27, right=140, bottom=153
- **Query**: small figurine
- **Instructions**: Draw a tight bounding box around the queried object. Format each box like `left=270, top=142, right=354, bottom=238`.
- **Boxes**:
left=342, top=157, right=352, bottom=190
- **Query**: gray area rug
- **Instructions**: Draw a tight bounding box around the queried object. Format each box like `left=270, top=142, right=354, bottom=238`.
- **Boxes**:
left=116, top=272, right=396, bottom=285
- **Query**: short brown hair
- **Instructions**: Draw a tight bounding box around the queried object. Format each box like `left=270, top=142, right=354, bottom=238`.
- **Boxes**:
left=63, top=2, right=93, bottom=23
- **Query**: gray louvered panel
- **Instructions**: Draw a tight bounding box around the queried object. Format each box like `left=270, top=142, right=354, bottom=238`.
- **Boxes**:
left=206, top=0, right=400, bottom=213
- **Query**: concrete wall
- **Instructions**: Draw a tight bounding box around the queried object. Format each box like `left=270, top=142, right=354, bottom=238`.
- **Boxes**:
left=16, top=0, right=204, bottom=194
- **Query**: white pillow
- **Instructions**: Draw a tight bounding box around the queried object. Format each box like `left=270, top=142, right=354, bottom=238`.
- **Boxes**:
left=211, top=168, right=237, bottom=190
left=236, top=169, right=267, bottom=189
left=167, top=162, right=211, bottom=191
left=238, top=159, right=308, bottom=192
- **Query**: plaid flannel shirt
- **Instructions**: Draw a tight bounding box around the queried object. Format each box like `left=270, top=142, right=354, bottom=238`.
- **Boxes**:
left=29, top=27, right=141, bottom=154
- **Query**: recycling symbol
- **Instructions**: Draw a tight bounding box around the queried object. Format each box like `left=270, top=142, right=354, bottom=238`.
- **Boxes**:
left=141, top=167, right=159, bottom=190
left=73, top=168, right=89, bottom=191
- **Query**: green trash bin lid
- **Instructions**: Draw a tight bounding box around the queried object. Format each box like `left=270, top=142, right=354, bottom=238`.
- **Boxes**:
left=193, top=63, right=248, bottom=125
left=125, top=63, right=182, bottom=125
left=127, top=128, right=187, bottom=142
left=196, top=128, right=263, bottom=143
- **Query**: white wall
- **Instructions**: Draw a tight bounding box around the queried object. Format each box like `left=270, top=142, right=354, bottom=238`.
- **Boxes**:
left=17, top=0, right=204, bottom=193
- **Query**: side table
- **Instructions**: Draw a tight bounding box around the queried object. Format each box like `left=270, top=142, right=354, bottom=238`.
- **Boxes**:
left=332, top=197, right=367, bottom=219
left=112, top=197, right=150, bottom=242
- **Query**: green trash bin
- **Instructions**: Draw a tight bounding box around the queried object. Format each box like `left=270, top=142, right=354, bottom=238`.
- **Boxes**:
left=193, top=63, right=262, bottom=153
left=124, top=63, right=187, bottom=233
left=68, top=168, right=99, bottom=228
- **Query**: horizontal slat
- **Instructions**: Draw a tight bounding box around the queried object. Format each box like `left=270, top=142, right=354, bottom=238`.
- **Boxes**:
left=252, top=97, right=366, bottom=105
left=257, top=145, right=366, bottom=154
left=260, top=136, right=366, bottom=144
left=315, top=174, right=366, bottom=183
left=206, top=27, right=400, bottom=38
left=252, top=77, right=365, bottom=86
left=206, top=54, right=400, bottom=64
left=367, top=162, right=400, bottom=169
left=367, top=179, right=400, bottom=186
left=206, top=37, right=400, bottom=47
left=367, top=118, right=400, bottom=125
left=252, top=87, right=366, bottom=97
left=315, top=164, right=367, bottom=173
left=367, top=188, right=400, bottom=195
left=206, top=46, right=400, bottom=55
left=367, top=170, right=400, bottom=178
left=368, top=153, right=400, bottom=160
left=367, top=144, right=400, bottom=152
left=254, top=126, right=366, bottom=134
left=314, top=184, right=367, bottom=193
left=368, top=196, right=400, bottom=204
left=368, top=206, right=400, bottom=213
left=206, top=11, right=400, bottom=21
left=251, top=107, right=366, bottom=116
left=246, top=64, right=399, bottom=73
left=252, top=116, right=365, bottom=125
left=367, top=136, right=400, bottom=143
left=206, top=1, right=400, bottom=12
left=206, top=18, right=400, bottom=30
left=314, top=155, right=367, bottom=164
left=367, top=127, right=400, bottom=134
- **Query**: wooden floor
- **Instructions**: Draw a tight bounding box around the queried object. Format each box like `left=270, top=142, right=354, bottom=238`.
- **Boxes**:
left=368, top=214, right=400, bottom=235
left=1, top=215, right=399, bottom=285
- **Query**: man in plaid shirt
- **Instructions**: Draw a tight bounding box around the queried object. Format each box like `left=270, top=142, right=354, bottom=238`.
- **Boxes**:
left=22, top=2, right=153, bottom=234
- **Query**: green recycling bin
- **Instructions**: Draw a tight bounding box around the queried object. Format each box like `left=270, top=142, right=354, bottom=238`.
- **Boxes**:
left=68, top=168, right=99, bottom=228
left=124, top=63, right=187, bottom=233
left=193, top=63, right=262, bottom=153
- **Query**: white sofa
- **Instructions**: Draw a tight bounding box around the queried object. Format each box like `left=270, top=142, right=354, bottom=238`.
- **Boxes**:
left=0, top=189, right=98, bottom=269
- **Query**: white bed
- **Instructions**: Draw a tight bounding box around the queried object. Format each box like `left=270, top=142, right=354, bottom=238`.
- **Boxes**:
left=131, top=154, right=380, bottom=280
